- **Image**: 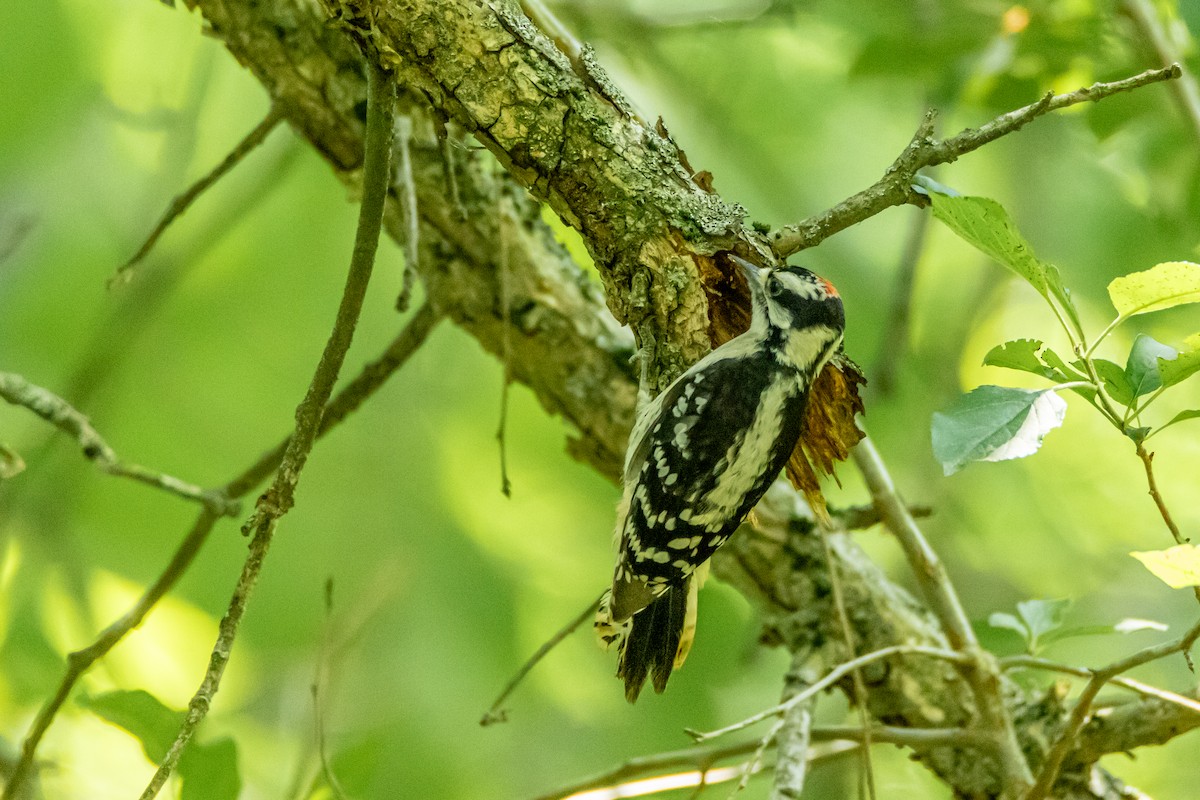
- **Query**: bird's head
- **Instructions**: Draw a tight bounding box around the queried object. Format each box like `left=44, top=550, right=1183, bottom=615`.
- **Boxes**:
left=731, top=255, right=845, bottom=372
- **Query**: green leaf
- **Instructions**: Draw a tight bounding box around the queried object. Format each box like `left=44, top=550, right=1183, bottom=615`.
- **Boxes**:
left=1044, top=266, right=1084, bottom=341
left=988, top=611, right=1029, bottom=644
left=1085, top=358, right=1135, bottom=406
left=78, top=690, right=183, bottom=763
left=1016, top=598, right=1071, bottom=643
left=920, top=186, right=1084, bottom=332
left=983, top=339, right=1061, bottom=380
left=79, top=690, right=241, bottom=799
left=1157, top=409, right=1200, bottom=435
left=1041, top=348, right=1088, bottom=382
left=1125, top=334, right=1177, bottom=397
left=180, top=738, right=241, bottom=800
left=931, top=385, right=1067, bottom=475
left=1107, top=261, right=1200, bottom=317
left=988, top=612, right=1025, bottom=635
left=925, top=191, right=1049, bottom=294
left=1131, top=544, right=1200, bottom=588
left=1159, top=333, right=1200, bottom=388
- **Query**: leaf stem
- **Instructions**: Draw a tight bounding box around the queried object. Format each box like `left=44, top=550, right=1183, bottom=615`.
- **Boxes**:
left=1084, top=314, right=1124, bottom=358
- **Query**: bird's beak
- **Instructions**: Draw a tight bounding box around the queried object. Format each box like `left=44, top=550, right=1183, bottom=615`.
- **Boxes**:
left=728, top=254, right=769, bottom=317
left=728, top=254, right=768, bottom=285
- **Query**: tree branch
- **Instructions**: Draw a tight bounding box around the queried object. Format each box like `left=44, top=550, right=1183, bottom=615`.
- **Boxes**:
left=1, top=304, right=440, bottom=800
left=136, top=56, right=395, bottom=799
left=770, top=65, right=1182, bottom=258
left=109, top=104, right=285, bottom=286
left=689, top=644, right=970, bottom=744
left=854, top=436, right=1034, bottom=794
left=1026, top=617, right=1200, bottom=800
left=0, top=372, right=238, bottom=516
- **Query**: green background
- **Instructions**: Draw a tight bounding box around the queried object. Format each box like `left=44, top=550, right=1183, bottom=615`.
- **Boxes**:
left=1, top=0, right=1198, bottom=797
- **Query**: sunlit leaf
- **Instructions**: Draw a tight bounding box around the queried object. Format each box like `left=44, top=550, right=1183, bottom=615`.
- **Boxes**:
left=983, top=339, right=1061, bottom=380
left=1107, top=261, right=1200, bottom=317
left=1113, top=618, right=1169, bottom=634
left=1131, top=544, right=1200, bottom=589
left=1125, top=334, right=1177, bottom=397
left=931, top=386, right=1067, bottom=475
left=1043, top=266, right=1083, bottom=339
left=79, top=690, right=241, bottom=798
left=919, top=184, right=1083, bottom=331
left=1041, top=348, right=1087, bottom=382
left=923, top=189, right=1048, bottom=294
left=1159, top=333, right=1200, bottom=388
left=1156, top=409, right=1200, bottom=435
left=78, top=690, right=181, bottom=763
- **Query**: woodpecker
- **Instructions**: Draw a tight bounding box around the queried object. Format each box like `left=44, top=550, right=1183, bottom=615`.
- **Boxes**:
left=595, top=255, right=845, bottom=702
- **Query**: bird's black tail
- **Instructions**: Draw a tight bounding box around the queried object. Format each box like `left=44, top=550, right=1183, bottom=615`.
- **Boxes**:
left=617, top=576, right=693, bottom=703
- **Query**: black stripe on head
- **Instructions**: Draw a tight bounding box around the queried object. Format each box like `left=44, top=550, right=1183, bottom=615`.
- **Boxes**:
left=765, top=266, right=845, bottom=332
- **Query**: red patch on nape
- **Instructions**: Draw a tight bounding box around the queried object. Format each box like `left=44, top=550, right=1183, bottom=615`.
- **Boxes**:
left=820, top=277, right=839, bottom=297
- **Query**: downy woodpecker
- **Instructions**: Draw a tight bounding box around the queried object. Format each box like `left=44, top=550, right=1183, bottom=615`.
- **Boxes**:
left=595, top=255, right=845, bottom=701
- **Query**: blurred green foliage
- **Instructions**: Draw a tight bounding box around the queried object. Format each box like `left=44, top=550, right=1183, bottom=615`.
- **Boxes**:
left=1, top=0, right=1198, bottom=798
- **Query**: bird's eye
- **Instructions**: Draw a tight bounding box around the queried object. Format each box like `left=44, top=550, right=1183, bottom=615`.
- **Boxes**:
left=766, top=278, right=783, bottom=297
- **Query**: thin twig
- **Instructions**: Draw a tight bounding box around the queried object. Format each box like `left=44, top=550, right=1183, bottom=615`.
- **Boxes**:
left=853, top=435, right=1034, bottom=795
left=312, top=578, right=350, bottom=800
left=1001, top=655, right=1200, bottom=714
left=771, top=65, right=1181, bottom=258
left=687, top=644, right=969, bottom=744
left=1133, top=443, right=1200, bottom=611
left=496, top=192, right=514, bottom=498
left=109, top=104, right=285, bottom=286
left=530, top=739, right=766, bottom=800
left=852, top=438, right=973, bottom=648
left=770, top=652, right=816, bottom=800
left=0, top=372, right=238, bottom=516
left=532, top=742, right=861, bottom=800
left=1134, top=444, right=1185, bottom=546
left=1025, top=617, right=1200, bottom=800
left=0, top=305, right=439, bottom=800
left=810, top=724, right=985, bottom=748
left=730, top=719, right=782, bottom=799
left=818, top=528, right=876, bottom=800
left=136, top=57, right=395, bottom=800
left=393, top=114, right=419, bottom=312
left=481, top=593, right=603, bottom=726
